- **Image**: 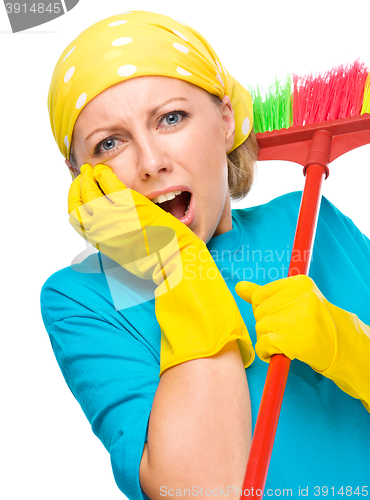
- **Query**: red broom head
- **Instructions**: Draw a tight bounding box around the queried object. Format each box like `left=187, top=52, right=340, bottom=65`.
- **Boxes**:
left=255, top=61, right=370, bottom=166
left=292, top=60, right=369, bottom=127
left=250, top=60, right=370, bottom=133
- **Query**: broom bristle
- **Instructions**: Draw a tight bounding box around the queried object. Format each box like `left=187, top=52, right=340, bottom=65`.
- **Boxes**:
left=362, top=72, right=370, bottom=114
left=249, top=76, right=292, bottom=133
left=293, top=60, right=369, bottom=126
left=251, top=60, right=369, bottom=133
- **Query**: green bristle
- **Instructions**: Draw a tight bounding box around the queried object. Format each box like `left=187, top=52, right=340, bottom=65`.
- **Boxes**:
left=249, top=75, right=293, bottom=133
left=285, top=75, right=292, bottom=127
left=274, top=79, right=280, bottom=129
left=251, top=84, right=265, bottom=133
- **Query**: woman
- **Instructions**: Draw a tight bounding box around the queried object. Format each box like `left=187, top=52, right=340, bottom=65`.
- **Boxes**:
left=41, top=10, right=370, bottom=500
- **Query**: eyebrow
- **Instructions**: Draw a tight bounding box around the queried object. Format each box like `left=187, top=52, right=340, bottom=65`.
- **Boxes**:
left=83, top=97, right=189, bottom=143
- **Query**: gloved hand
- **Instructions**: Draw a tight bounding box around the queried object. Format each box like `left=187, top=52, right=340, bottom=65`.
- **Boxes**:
left=235, top=275, right=370, bottom=412
left=68, top=163, right=254, bottom=376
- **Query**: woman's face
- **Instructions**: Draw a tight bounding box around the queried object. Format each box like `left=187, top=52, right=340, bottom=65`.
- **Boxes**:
left=67, top=76, right=236, bottom=243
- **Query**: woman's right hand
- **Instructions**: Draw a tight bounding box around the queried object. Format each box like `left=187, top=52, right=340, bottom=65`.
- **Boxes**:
left=68, top=163, right=255, bottom=376
left=68, top=163, right=185, bottom=286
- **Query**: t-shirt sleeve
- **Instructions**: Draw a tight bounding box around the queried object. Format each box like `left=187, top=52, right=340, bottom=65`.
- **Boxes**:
left=40, top=267, right=159, bottom=500
left=302, top=193, right=370, bottom=321
left=335, top=207, right=370, bottom=266
left=261, top=191, right=370, bottom=320
left=318, top=195, right=370, bottom=277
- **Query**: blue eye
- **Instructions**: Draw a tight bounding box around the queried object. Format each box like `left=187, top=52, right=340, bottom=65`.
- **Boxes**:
left=160, top=110, right=189, bottom=129
left=165, top=113, right=179, bottom=125
left=95, top=137, right=121, bottom=157
left=102, top=139, right=116, bottom=150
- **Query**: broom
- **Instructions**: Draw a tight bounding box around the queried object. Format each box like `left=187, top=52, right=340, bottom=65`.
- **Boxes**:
left=241, top=59, right=370, bottom=499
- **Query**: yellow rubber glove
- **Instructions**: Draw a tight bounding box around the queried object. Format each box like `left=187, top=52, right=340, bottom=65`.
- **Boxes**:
left=68, top=163, right=254, bottom=376
left=235, top=275, right=370, bottom=412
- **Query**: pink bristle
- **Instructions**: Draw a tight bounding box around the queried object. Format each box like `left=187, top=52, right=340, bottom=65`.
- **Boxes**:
left=293, top=60, right=369, bottom=127
left=353, top=61, right=369, bottom=113
left=326, top=65, right=342, bottom=121
left=292, top=74, right=300, bottom=126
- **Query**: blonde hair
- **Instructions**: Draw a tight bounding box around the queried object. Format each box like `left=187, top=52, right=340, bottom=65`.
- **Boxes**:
left=69, top=91, right=258, bottom=202
left=227, top=131, right=258, bottom=201
left=208, top=92, right=258, bottom=202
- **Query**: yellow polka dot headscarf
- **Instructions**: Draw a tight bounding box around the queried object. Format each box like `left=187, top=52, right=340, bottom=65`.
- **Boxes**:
left=48, top=10, right=254, bottom=160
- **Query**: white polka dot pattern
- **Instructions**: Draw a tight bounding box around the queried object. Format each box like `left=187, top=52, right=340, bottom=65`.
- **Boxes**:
left=76, top=93, right=87, bottom=109
left=172, top=29, right=188, bottom=41
left=118, top=65, right=137, bottom=77
left=242, top=117, right=250, bottom=135
left=177, top=67, right=192, bottom=76
left=112, top=37, right=132, bottom=46
left=171, top=17, right=188, bottom=26
left=63, top=46, right=75, bottom=61
left=108, top=20, right=128, bottom=27
left=64, top=67, right=75, bottom=83
left=173, top=43, right=189, bottom=54
left=49, top=10, right=254, bottom=160
left=216, top=71, right=224, bottom=87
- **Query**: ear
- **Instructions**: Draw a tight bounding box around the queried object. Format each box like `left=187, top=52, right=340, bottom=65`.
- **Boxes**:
left=220, top=95, right=236, bottom=153
left=65, top=159, right=80, bottom=179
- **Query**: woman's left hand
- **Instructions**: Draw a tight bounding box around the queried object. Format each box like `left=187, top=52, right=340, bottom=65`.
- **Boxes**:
left=235, top=274, right=370, bottom=411
left=235, top=275, right=336, bottom=371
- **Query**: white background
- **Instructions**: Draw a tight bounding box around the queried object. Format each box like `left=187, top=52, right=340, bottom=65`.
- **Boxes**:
left=1, top=1, right=369, bottom=499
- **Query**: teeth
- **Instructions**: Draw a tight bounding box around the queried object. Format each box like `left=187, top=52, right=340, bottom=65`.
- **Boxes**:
left=184, top=199, right=191, bottom=217
left=156, top=194, right=168, bottom=204
left=152, top=190, right=183, bottom=204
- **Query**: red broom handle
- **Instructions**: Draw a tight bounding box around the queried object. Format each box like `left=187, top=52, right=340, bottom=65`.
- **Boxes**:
left=240, top=130, right=332, bottom=499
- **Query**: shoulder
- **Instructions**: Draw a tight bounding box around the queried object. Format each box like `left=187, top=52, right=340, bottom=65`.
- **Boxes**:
left=40, top=253, right=110, bottom=327
left=233, top=191, right=303, bottom=221
left=232, top=192, right=370, bottom=260
left=232, top=191, right=304, bottom=238
left=233, top=190, right=360, bottom=235
left=40, top=252, right=159, bottom=343
left=317, top=195, right=362, bottom=241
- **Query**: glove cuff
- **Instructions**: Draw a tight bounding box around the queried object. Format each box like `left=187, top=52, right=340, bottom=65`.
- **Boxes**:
left=314, top=303, right=370, bottom=412
left=157, top=279, right=255, bottom=377
left=159, top=327, right=255, bottom=377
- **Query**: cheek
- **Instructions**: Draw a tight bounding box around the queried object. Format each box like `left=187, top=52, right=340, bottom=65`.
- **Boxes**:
left=195, top=128, right=228, bottom=187
left=95, top=152, right=137, bottom=189
left=174, top=119, right=226, bottom=170
left=199, top=119, right=227, bottom=167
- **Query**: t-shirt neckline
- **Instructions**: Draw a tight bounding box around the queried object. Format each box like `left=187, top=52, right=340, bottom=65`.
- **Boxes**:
left=206, top=210, right=243, bottom=253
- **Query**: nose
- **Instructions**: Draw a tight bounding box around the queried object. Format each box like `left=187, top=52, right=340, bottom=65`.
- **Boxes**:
left=136, top=134, right=172, bottom=179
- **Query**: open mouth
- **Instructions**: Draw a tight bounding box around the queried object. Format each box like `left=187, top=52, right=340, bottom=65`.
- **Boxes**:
left=153, top=191, right=192, bottom=221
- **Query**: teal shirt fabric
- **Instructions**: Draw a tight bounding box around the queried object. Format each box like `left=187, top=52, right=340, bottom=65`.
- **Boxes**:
left=40, top=191, right=370, bottom=500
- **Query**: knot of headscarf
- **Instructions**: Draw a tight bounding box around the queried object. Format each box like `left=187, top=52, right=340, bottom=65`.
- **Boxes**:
left=48, top=10, right=253, bottom=159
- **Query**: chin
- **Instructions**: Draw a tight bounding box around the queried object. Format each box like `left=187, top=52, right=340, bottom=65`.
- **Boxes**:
left=185, top=203, right=224, bottom=243
left=190, top=224, right=214, bottom=244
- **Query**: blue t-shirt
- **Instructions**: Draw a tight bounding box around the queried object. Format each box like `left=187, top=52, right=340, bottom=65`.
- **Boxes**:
left=40, top=191, right=370, bottom=500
